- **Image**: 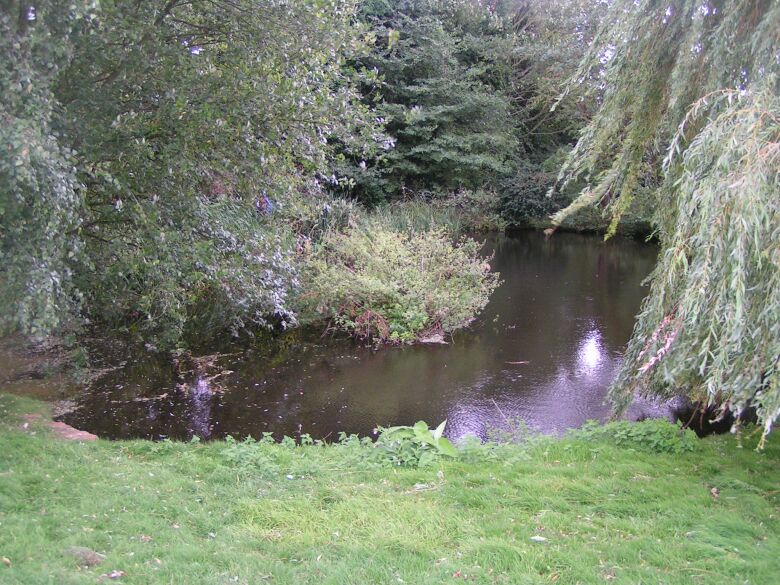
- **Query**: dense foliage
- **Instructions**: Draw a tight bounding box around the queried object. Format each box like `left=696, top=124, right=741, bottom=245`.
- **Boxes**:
left=551, top=0, right=780, bottom=442
left=334, top=0, right=519, bottom=206
left=57, top=0, right=380, bottom=346
left=331, top=0, right=609, bottom=228
left=1, top=1, right=90, bottom=337
left=484, top=0, right=607, bottom=227
left=2, top=0, right=379, bottom=346
left=302, top=220, right=499, bottom=342
left=3, top=0, right=522, bottom=348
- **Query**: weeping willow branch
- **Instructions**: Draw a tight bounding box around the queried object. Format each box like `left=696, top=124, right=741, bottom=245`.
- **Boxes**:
left=548, top=0, right=780, bottom=444
left=611, top=84, right=780, bottom=443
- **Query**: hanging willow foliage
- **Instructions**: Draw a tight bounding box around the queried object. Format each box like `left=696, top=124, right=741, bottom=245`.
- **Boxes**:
left=550, top=0, right=780, bottom=443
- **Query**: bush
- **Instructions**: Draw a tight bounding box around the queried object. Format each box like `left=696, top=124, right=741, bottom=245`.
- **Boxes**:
left=82, top=200, right=299, bottom=348
left=572, top=419, right=699, bottom=454
left=300, top=221, right=499, bottom=343
left=372, top=420, right=458, bottom=467
left=497, top=156, right=570, bottom=227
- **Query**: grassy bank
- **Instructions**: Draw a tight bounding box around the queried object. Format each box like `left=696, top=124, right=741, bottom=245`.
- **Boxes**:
left=1, top=393, right=778, bottom=585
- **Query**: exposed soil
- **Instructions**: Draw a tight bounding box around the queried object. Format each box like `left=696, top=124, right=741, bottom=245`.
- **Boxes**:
left=22, top=414, right=97, bottom=441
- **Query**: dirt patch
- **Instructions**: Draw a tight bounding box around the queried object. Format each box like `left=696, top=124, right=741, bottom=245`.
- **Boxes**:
left=22, top=414, right=97, bottom=441
left=0, top=335, right=76, bottom=401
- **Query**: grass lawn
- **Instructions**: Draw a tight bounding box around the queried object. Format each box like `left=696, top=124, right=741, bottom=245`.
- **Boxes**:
left=1, top=392, right=778, bottom=585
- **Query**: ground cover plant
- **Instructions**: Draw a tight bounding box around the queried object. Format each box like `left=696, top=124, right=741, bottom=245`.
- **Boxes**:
left=1, top=393, right=779, bottom=585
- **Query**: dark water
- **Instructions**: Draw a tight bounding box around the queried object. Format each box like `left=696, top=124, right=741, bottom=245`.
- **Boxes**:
left=61, top=231, right=664, bottom=442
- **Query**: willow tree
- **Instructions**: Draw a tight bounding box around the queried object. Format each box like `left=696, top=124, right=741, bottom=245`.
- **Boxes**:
left=550, top=0, right=780, bottom=443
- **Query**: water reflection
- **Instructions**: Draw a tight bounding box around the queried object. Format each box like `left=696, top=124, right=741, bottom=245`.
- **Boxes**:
left=62, top=231, right=663, bottom=441
left=188, top=378, right=214, bottom=439
left=577, top=327, right=603, bottom=373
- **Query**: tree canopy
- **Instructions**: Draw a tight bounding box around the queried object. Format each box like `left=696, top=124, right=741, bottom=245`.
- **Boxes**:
left=551, top=0, right=780, bottom=442
left=335, top=0, right=519, bottom=205
left=1, top=0, right=381, bottom=346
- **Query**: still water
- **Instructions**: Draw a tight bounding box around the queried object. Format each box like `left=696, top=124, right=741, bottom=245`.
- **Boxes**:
left=61, top=231, right=662, bottom=441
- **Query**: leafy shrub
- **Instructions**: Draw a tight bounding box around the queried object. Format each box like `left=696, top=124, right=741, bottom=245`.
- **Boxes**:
left=221, top=434, right=280, bottom=475
left=273, top=188, right=359, bottom=244
left=572, top=419, right=699, bottom=454
left=498, top=150, right=652, bottom=234
left=497, top=156, right=571, bottom=226
left=81, top=200, right=300, bottom=349
left=300, top=222, right=500, bottom=343
left=440, top=190, right=508, bottom=232
left=373, top=420, right=458, bottom=467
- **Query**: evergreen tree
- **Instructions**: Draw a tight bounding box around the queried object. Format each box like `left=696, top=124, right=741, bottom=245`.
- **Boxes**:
left=342, top=0, right=518, bottom=204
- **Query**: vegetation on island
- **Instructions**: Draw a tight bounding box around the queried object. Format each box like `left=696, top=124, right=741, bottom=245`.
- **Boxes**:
left=302, top=221, right=499, bottom=343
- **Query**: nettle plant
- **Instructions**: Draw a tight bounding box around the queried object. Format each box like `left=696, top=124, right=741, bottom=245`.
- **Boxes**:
left=573, top=419, right=699, bottom=455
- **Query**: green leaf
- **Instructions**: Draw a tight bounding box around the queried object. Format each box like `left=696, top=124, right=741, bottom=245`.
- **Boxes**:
left=433, top=419, right=447, bottom=441
left=417, top=450, right=436, bottom=468
left=436, top=437, right=457, bottom=458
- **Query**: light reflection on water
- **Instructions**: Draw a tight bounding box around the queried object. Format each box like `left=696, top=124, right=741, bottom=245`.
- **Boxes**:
left=577, top=327, right=603, bottom=373
left=62, top=231, right=666, bottom=441
left=188, top=377, right=214, bottom=439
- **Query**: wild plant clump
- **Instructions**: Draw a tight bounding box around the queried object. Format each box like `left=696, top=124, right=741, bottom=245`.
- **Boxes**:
left=573, top=419, right=699, bottom=455
left=300, top=222, right=499, bottom=343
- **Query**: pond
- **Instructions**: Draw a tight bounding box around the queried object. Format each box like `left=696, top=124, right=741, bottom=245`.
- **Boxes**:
left=60, top=231, right=665, bottom=442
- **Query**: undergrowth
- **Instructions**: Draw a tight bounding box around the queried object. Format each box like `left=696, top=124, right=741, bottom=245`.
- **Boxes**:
left=572, top=419, right=700, bottom=454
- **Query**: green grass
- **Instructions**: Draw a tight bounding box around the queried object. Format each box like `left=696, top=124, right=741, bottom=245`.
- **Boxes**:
left=1, top=393, right=778, bottom=585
